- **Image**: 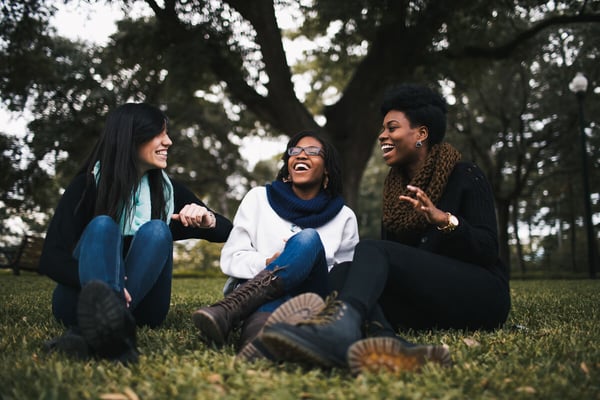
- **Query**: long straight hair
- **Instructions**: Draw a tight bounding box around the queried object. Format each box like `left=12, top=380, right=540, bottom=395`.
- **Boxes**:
left=79, top=103, right=171, bottom=224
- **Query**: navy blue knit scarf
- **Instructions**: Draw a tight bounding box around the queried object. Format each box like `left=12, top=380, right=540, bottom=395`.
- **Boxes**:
left=266, top=180, right=345, bottom=229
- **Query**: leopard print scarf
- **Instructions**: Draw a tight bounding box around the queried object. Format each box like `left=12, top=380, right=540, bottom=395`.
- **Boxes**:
left=382, top=142, right=461, bottom=240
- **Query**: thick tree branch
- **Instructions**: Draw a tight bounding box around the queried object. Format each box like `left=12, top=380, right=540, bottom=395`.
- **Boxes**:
left=451, top=13, right=600, bottom=59
left=224, top=0, right=318, bottom=134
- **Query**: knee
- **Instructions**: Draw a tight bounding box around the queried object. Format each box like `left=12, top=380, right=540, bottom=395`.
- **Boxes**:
left=356, top=239, right=381, bottom=253
left=136, top=220, right=172, bottom=243
left=291, top=228, right=321, bottom=245
left=288, top=229, right=324, bottom=253
left=87, top=215, right=119, bottom=235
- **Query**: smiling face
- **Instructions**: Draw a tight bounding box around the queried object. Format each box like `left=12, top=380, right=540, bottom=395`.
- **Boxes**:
left=378, top=110, right=427, bottom=168
left=137, top=128, right=172, bottom=175
left=287, top=136, right=327, bottom=199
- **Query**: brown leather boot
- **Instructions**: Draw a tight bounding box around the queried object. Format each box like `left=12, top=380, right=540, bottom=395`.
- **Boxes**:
left=238, top=311, right=271, bottom=351
left=192, top=269, right=285, bottom=345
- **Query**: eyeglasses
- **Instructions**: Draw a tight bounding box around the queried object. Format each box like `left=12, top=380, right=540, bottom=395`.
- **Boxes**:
left=287, top=146, right=324, bottom=157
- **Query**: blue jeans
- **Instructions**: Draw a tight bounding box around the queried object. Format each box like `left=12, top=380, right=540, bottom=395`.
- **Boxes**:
left=52, top=215, right=173, bottom=328
left=257, top=228, right=330, bottom=312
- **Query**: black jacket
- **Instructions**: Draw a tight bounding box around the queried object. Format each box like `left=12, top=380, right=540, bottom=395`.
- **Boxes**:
left=382, top=161, right=508, bottom=283
left=39, top=173, right=232, bottom=288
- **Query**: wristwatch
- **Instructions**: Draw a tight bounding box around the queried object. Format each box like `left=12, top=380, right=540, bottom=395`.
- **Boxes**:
left=437, top=212, right=459, bottom=232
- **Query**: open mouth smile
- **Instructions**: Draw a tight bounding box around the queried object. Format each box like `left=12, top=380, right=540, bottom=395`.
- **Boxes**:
left=293, top=162, right=310, bottom=171
left=381, top=144, right=395, bottom=154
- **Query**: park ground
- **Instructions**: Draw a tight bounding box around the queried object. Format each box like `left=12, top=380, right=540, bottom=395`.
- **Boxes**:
left=1, top=272, right=599, bottom=399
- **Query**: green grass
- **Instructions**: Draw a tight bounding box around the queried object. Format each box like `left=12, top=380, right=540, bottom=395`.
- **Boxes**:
left=1, top=272, right=599, bottom=400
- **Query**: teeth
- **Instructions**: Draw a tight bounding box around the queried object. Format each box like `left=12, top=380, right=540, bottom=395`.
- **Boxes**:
left=381, top=144, right=395, bottom=153
left=156, top=151, right=168, bottom=156
left=294, top=163, right=309, bottom=171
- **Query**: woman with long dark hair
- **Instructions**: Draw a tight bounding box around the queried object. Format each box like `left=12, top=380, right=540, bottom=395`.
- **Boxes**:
left=41, top=103, right=232, bottom=363
left=192, top=131, right=359, bottom=361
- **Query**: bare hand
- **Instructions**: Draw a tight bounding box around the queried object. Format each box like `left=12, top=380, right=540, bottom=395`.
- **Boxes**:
left=399, top=185, right=448, bottom=226
left=172, top=204, right=216, bottom=228
left=123, top=288, right=132, bottom=308
left=266, top=252, right=281, bottom=266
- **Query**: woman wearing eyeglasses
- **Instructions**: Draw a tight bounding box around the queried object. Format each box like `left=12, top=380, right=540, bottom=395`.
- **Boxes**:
left=260, top=84, right=511, bottom=374
left=192, top=130, right=359, bottom=361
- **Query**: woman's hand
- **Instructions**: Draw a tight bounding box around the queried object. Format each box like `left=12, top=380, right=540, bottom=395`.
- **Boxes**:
left=399, top=185, right=448, bottom=227
left=123, top=288, right=132, bottom=308
left=266, top=252, right=281, bottom=266
left=172, top=204, right=216, bottom=228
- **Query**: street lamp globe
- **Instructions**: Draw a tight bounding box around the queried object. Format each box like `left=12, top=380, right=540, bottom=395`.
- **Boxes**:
left=569, top=72, right=588, bottom=94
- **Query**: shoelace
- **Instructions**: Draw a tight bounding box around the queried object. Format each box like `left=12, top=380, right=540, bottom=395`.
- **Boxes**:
left=297, top=291, right=343, bottom=326
left=216, top=269, right=280, bottom=312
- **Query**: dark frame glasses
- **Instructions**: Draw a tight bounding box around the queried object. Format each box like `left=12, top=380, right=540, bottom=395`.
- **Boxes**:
left=287, top=146, right=324, bottom=157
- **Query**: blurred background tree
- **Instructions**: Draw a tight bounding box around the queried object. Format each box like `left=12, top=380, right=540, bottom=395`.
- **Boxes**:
left=1, top=0, right=599, bottom=276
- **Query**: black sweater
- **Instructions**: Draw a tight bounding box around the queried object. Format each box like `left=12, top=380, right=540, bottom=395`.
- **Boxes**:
left=39, top=173, right=233, bottom=288
left=382, top=162, right=508, bottom=283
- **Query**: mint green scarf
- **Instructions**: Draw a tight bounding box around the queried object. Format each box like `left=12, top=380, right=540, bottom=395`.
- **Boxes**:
left=93, top=162, right=174, bottom=235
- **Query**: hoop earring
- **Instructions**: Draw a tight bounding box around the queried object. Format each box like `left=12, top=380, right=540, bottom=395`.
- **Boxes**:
left=416, top=140, right=423, bottom=148
left=282, top=175, right=292, bottom=183
left=323, top=175, right=329, bottom=190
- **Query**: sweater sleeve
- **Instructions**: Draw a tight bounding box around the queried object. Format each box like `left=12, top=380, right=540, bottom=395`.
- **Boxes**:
left=39, top=174, right=92, bottom=288
left=436, top=163, right=500, bottom=267
left=219, top=188, right=270, bottom=279
left=168, top=179, right=232, bottom=242
left=331, top=207, right=360, bottom=267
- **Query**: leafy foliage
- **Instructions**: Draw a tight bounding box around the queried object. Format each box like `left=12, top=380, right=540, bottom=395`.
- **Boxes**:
left=0, top=0, right=599, bottom=275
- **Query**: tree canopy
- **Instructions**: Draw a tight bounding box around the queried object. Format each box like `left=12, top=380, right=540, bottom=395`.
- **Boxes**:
left=1, top=0, right=599, bottom=272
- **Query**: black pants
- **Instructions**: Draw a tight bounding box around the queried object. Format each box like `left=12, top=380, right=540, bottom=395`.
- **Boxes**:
left=330, top=240, right=510, bottom=331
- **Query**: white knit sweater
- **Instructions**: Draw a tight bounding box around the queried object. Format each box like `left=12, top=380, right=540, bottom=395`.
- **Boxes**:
left=220, top=186, right=359, bottom=279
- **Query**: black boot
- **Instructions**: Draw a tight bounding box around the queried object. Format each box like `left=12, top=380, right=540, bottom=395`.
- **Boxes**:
left=236, top=292, right=325, bottom=363
left=347, top=336, right=452, bottom=375
left=43, top=328, right=90, bottom=360
left=364, top=304, right=397, bottom=338
left=260, top=294, right=363, bottom=368
left=192, top=269, right=285, bottom=345
left=77, top=281, right=139, bottom=364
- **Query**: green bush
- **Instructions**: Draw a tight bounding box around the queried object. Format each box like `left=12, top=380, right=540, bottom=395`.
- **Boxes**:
left=1, top=272, right=598, bottom=399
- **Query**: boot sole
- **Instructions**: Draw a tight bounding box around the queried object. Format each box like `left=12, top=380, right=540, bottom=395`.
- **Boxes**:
left=77, top=281, right=134, bottom=358
left=261, top=323, right=345, bottom=368
left=347, top=337, right=452, bottom=375
left=236, top=292, right=325, bottom=363
left=192, top=309, right=227, bottom=346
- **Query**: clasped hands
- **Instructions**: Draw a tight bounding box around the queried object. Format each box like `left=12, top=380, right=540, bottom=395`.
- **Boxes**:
left=172, top=203, right=216, bottom=228
left=399, top=185, right=448, bottom=228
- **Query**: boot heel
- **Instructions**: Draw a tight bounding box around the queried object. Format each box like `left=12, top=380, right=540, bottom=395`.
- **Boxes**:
left=347, top=337, right=451, bottom=375
left=236, top=292, right=325, bottom=363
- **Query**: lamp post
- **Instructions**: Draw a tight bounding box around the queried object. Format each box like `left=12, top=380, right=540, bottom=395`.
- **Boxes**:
left=569, top=72, right=598, bottom=279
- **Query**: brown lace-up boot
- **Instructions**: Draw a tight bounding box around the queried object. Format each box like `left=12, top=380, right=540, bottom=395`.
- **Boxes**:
left=192, top=269, right=285, bottom=345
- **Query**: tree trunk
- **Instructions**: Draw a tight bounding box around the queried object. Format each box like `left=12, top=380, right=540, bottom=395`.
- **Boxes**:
left=496, top=198, right=511, bottom=276
left=511, top=202, right=526, bottom=274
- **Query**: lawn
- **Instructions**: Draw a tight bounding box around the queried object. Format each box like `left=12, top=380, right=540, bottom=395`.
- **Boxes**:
left=1, top=272, right=598, bottom=400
